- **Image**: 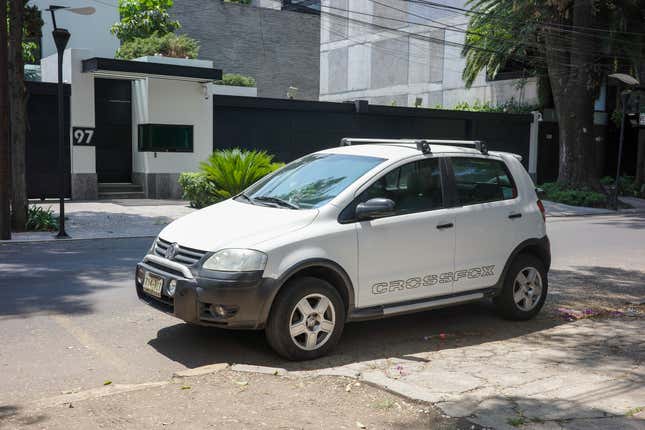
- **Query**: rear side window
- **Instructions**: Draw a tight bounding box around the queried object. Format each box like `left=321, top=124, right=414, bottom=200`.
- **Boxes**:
left=451, top=157, right=517, bottom=205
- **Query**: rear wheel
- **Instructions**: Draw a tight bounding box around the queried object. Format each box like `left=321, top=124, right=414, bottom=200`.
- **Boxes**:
left=266, top=277, right=345, bottom=360
left=494, top=253, right=547, bottom=320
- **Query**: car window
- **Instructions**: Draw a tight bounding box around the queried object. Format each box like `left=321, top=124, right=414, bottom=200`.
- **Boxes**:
left=359, top=158, right=443, bottom=216
left=244, top=153, right=385, bottom=209
left=451, top=157, right=517, bottom=205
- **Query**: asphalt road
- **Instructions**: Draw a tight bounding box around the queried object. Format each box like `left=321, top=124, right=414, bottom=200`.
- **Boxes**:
left=0, top=213, right=643, bottom=407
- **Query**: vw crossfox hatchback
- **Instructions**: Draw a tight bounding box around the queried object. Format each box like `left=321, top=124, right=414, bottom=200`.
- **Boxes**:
left=136, top=139, right=550, bottom=360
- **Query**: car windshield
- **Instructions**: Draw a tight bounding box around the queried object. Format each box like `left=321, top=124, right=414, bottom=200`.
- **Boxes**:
left=242, top=153, right=385, bottom=209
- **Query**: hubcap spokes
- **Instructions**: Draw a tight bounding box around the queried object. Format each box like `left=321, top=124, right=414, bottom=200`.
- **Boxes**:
left=289, top=294, right=336, bottom=351
left=513, top=267, right=543, bottom=311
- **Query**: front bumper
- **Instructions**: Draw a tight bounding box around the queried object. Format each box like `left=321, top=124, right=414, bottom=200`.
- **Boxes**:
left=135, top=259, right=279, bottom=329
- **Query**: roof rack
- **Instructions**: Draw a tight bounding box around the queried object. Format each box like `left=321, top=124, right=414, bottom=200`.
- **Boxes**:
left=339, top=138, right=488, bottom=155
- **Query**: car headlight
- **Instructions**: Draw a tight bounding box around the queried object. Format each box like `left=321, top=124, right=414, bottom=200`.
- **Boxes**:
left=202, top=249, right=267, bottom=272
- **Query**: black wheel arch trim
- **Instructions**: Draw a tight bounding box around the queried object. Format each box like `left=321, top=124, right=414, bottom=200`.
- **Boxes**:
left=258, top=258, right=356, bottom=326
left=495, top=236, right=551, bottom=292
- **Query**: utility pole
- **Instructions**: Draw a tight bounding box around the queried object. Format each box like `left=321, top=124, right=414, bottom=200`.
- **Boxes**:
left=0, top=0, right=12, bottom=240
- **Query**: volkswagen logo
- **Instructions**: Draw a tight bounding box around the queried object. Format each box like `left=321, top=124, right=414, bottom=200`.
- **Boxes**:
left=165, top=243, right=179, bottom=260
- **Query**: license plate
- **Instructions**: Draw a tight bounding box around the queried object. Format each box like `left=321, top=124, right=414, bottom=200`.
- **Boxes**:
left=143, top=272, right=164, bottom=298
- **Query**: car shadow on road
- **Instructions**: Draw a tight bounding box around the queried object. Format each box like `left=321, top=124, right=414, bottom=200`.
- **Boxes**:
left=148, top=264, right=645, bottom=372
left=148, top=300, right=563, bottom=371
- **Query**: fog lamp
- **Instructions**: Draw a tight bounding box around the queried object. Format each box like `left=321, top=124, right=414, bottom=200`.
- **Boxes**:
left=136, top=267, right=145, bottom=285
left=212, top=304, right=226, bottom=317
left=167, top=279, right=177, bottom=297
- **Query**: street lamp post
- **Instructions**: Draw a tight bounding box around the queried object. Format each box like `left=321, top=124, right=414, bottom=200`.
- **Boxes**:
left=608, top=73, right=640, bottom=210
left=46, top=5, right=94, bottom=238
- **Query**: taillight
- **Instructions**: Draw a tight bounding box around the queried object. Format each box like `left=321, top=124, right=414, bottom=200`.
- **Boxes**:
left=537, top=200, right=546, bottom=222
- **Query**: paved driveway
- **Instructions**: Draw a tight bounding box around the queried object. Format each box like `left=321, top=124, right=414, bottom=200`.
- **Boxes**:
left=0, top=214, right=643, bottom=429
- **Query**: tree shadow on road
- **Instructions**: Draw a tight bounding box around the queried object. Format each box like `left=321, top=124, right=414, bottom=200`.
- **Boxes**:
left=465, top=393, right=645, bottom=429
left=0, top=238, right=149, bottom=318
left=0, top=405, right=47, bottom=428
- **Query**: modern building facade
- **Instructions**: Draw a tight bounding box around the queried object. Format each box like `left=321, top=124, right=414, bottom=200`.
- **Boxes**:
left=171, top=0, right=321, bottom=100
left=319, top=0, right=538, bottom=108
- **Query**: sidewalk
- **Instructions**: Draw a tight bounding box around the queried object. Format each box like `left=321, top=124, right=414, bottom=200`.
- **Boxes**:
left=6, top=200, right=195, bottom=242
left=0, top=368, right=474, bottom=430
left=543, top=196, right=645, bottom=217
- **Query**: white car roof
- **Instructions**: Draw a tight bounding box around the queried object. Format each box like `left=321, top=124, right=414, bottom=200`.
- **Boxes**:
left=317, top=141, right=520, bottom=162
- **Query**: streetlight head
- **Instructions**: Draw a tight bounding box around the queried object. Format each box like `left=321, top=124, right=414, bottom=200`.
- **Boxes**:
left=45, top=5, right=67, bottom=11
left=608, top=73, right=640, bottom=86
left=46, top=5, right=95, bottom=14
left=67, top=7, right=96, bottom=15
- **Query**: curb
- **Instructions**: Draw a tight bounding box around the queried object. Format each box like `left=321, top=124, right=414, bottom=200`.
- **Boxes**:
left=0, top=234, right=157, bottom=245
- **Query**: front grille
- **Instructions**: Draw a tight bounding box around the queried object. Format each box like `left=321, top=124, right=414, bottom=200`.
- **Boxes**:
left=154, top=237, right=207, bottom=266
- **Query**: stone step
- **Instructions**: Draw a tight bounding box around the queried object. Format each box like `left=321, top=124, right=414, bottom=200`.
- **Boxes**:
left=98, top=191, right=146, bottom=200
left=98, top=183, right=144, bottom=193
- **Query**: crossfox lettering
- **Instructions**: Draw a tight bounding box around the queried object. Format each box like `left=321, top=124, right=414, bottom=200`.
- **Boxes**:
left=371, top=265, right=496, bottom=295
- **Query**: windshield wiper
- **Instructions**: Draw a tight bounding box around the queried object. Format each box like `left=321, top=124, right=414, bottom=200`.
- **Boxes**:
left=253, top=196, right=299, bottom=209
left=237, top=192, right=254, bottom=204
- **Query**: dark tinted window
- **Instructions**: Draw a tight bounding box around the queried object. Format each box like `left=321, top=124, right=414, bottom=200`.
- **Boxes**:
left=138, top=124, right=193, bottom=152
left=451, top=157, right=516, bottom=205
left=360, top=158, right=443, bottom=215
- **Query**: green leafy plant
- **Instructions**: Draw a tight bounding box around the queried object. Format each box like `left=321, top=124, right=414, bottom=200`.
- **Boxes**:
left=178, top=172, right=219, bottom=209
left=540, top=182, right=607, bottom=208
left=600, top=176, right=639, bottom=197
left=116, top=32, right=200, bottom=59
left=110, top=0, right=180, bottom=42
left=199, top=149, right=283, bottom=200
left=26, top=206, right=58, bottom=231
left=451, top=99, right=538, bottom=114
left=214, top=73, right=256, bottom=87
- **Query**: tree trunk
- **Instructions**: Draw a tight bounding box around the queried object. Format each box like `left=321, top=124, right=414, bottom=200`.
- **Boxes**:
left=8, top=0, right=27, bottom=231
left=544, top=0, right=602, bottom=191
left=0, top=0, right=12, bottom=239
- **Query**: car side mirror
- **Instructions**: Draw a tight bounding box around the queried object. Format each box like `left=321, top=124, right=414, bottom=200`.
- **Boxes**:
left=535, top=188, right=546, bottom=200
left=355, top=198, right=396, bottom=220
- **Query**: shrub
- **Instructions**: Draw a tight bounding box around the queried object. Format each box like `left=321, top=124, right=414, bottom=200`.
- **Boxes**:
left=26, top=206, right=58, bottom=231
left=600, top=175, right=639, bottom=197
left=178, top=173, right=218, bottom=209
left=540, top=182, right=607, bottom=208
left=214, top=73, right=256, bottom=87
left=116, top=32, right=199, bottom=60
left=199, top=149, right=283, bottom=200
left=110, top=0, right=180, bottom=42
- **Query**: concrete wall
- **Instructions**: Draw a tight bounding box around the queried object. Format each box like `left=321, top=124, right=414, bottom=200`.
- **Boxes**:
left=41, top=48, right=99, bottom=199
left=29, top=0, right=120, bottom=59
left=319, top=0, right=538, bottom=108
left=171, top=0, right=320, bottom=100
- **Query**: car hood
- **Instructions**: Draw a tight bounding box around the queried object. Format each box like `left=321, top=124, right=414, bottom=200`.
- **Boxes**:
left=158, top=199, right=318, bottom=251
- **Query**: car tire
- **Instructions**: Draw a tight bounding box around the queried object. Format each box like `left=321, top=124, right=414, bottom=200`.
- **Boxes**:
left=266, top=276, right=345, bottom=361
left=494, top=253, right=548, bottom=320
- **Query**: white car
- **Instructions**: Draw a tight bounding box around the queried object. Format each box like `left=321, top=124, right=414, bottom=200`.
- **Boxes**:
left=136, top=139, right=550, bottom=360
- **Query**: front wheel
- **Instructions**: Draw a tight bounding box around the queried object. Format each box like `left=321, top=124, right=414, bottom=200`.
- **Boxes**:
left=266, top=277, right=345, bottom=360
left=494, top=253, right=548, bottom=320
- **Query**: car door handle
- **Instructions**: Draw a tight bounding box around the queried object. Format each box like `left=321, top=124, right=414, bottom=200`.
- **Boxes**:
left=508, top=213, right=522, bottom=219
left=436, top=223, right=454, bottom=229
